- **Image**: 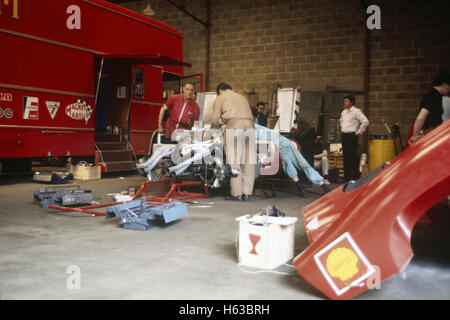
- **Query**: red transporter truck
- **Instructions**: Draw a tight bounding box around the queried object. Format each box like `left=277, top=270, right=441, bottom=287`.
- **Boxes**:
left=0, top=0, right=195, bottom=173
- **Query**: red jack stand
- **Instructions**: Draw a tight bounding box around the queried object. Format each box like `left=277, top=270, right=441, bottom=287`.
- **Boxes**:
left=47, top=179, right=209, bottom=216
left=136, top=179, right=209, bottom=204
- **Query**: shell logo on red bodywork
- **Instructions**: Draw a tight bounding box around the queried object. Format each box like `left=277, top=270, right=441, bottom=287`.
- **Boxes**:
left=314, top=232, right=375, bottom=296
left=65, top=100, right=92, bottom=123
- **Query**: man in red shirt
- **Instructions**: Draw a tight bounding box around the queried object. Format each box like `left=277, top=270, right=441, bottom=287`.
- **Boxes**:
left=157, top=82, right=200, bottom=140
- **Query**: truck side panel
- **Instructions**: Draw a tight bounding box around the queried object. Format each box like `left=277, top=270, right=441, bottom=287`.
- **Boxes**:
left=0, top=0, right=186, bottom=164
left=129, top=66, right=163, bottom=155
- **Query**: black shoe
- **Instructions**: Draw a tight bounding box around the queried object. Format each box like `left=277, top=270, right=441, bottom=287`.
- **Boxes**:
left=225, top=195, right=242, bottom=201
left=320, top=183, right=331, bottom=194
left=243, top=194, right=251, bottom=201
left=295, top=181, right=307, bottom=197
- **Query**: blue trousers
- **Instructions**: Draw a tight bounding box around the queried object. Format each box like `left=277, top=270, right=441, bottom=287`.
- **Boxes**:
left=279, top=138, right=324, bottom=185
left=255, top=124, right=324, bottom=185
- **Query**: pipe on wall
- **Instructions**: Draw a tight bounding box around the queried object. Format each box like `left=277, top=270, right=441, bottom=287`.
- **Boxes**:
left=363, top=26, right=371, bottom=154
left=361, top=0, right=371, bottom=154
left=164, top=0, right=211, bottom=92
left=205, top=0, right=211, bottom=92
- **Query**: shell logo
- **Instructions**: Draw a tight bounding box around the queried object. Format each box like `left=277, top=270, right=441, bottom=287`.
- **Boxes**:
left=326, top=247, right=359, bottom=282
left=314, top=232, right=376, bottom=296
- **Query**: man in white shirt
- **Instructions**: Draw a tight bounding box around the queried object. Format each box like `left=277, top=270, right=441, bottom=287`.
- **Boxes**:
left=339, top=94, right=369, bottom=182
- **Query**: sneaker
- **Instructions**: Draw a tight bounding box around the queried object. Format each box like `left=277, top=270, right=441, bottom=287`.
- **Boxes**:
left=243, top=194, right=251, bottom=201
left=324, top=179, right=331, bottom=185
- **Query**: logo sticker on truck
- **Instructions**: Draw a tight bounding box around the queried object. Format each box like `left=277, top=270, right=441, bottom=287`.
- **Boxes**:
left=65, top=100, right=92, bottom=124
left=0, top=0, right=19, bottom=19
left=0, top=92, right=13, bottom=102
left=23, top=96, right=39, bottom=120
left=0, top=108, right=12, bottom=118
left=46, top=101, right=61, bottom=119
left=4, top=108, right=13, bottom=118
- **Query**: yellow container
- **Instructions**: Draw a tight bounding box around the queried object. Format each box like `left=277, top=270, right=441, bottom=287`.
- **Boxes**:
left=368, top=137, right=396, bottom=172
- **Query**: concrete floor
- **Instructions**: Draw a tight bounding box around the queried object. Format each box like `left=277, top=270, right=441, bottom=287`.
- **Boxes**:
left=0, top=172, right=449, bottom=300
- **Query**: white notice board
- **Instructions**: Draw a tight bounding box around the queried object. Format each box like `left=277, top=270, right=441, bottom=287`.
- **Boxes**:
left=275, top=88, right=301, bottom=132
left=196, top=92, right=217, bottom=127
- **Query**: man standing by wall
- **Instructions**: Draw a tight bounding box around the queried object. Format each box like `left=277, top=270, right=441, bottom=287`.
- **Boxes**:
left=339, top=94, right=369, bottom=182
left=409, top=71, right=450, bottom=145
left=212, top=83, right=256, bottom=201
left=157, top=82, right=200, bottom=142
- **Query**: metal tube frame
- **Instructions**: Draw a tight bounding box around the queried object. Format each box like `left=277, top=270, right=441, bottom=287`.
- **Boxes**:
left=47, top=179, right=209, bottom=216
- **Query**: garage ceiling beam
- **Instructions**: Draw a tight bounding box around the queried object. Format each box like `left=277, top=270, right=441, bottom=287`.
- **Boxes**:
left=164, top=0, right=209, bottom=27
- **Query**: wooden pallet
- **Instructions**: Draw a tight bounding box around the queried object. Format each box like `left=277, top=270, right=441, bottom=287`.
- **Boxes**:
left=328, top=153, right=344, bottom=178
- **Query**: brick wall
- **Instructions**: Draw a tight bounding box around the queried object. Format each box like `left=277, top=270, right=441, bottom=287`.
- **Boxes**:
left=369, top=0, right=450, bottom=139
left=120, top=0, right=450, bottom=143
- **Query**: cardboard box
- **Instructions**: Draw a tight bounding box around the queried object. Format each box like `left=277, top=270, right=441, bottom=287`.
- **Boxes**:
left=70, top=164, right=101, bottom=180
left=236, top=215, right=297, bottom=269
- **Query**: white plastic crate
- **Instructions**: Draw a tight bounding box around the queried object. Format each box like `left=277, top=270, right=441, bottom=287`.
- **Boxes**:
left=236, top=215, right=297, bottom=269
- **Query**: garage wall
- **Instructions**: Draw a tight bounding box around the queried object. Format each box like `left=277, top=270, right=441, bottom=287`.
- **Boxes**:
left=368, top=0, right=450, bottom=138
left=120, top=0, right=450, bottom=142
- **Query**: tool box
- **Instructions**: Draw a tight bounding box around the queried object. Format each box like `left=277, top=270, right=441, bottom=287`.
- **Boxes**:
left=34, top=185, right=93, bottom=208
left=106, top=200, right=188, bottom=230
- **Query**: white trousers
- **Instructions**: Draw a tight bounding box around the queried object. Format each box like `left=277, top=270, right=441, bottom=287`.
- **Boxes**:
left=314, top=156, right=329, bottom=176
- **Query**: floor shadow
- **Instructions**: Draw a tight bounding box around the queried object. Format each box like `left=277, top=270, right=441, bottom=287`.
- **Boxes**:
left=0, top=173, right=35, bottom=185
left=221, top=243, right=240, bottom=263
left=410, top=202, right=450, bottom=266
left=279, top=272, right=327, bottom=299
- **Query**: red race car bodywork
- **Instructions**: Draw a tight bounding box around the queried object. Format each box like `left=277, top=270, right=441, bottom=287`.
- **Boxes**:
left=294, top=119, right=450, bottom=300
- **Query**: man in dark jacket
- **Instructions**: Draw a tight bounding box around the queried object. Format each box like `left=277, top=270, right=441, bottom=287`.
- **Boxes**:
left=409, top=71, right=450, bottom=145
